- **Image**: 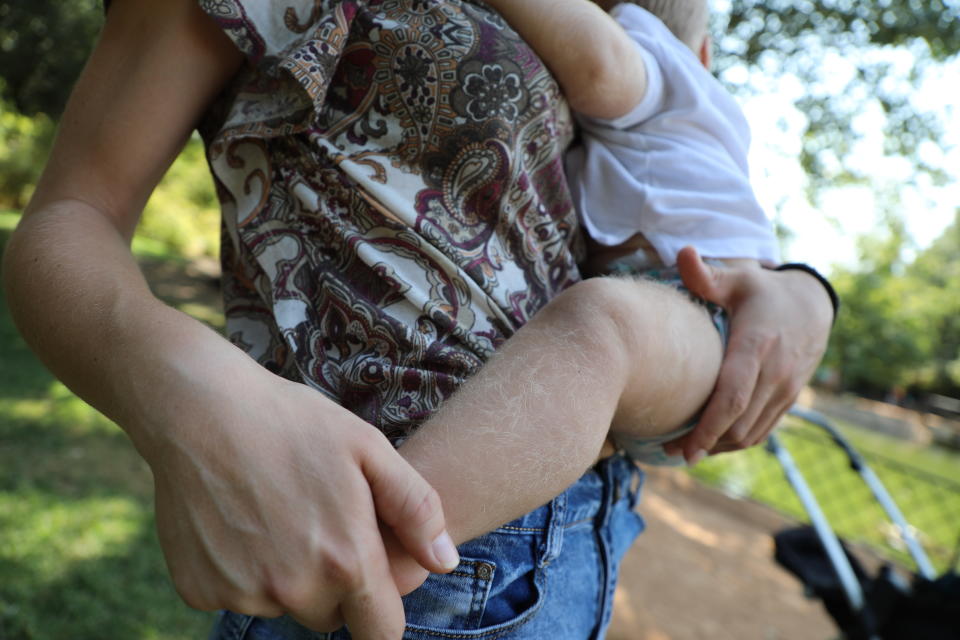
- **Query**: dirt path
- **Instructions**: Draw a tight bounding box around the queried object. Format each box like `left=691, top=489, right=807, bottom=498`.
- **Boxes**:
left=608, top=467, right=839, bottom=640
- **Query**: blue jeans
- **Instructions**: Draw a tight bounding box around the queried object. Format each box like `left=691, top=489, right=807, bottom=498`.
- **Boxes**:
left=209, top=454, right=645, bottom=639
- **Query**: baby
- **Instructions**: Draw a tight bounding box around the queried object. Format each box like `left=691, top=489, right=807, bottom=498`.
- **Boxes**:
left=484, top=0, right=780, bottom=464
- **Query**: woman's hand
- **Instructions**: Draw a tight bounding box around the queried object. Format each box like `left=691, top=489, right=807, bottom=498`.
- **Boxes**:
left=664, top=246, right=833, bottom=464
left=8, top=202, right=453, bottom=640
left=145, top=359, right=458, bottom=637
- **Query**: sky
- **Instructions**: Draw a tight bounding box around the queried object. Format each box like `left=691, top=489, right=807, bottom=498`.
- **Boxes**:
left=729, top=25, right=960, bottom=276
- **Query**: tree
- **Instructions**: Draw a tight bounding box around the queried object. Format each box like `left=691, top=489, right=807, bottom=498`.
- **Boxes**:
left=824, top=210, right=960, bottom=398
left=715, top=0, right=960, bottom=201
left=905, top=210, right=960, bottom=395
left=824, top=214, right=930, bottom=395
left=0, top=1, right=103, bottom=117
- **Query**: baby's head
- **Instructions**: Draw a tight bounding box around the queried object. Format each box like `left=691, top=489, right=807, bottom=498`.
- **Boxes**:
left=598, top=0, right=712, bottom=66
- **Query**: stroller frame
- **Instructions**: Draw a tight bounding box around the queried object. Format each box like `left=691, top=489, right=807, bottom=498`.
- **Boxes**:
left=766, top=406, right=941, bottom=639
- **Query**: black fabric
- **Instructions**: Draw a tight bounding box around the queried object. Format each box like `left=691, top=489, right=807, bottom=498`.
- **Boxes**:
left=879, top=572, right=960, bottom=640
left=774, top=526, right=877, bottom=638
left=775, top=526, right=960, bottom=640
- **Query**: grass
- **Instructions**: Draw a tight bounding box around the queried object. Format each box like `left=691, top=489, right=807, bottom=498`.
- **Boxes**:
left=0, top=220, right=216, bottom=639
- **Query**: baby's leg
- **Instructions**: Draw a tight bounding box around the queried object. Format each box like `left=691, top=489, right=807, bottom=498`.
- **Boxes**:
left=604, top=275, right=724, bottom=463
left=399, top=275, right=723, bottom=544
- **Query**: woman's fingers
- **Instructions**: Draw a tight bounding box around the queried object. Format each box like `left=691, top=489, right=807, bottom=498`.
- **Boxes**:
left=334, top=521, right=408, bottom=640
left=380, top=526, right=432, bottom=596
left=669, top=325, right=765, bottom=462
left=707, top=375, right=788, bottom=454
left=669, top=247, right=832, bottom=464
left=362, top=428, right=459, bottom=576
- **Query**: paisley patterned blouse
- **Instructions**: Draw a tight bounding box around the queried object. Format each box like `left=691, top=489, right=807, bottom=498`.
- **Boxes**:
left=195, top=0, right=583, bottom=441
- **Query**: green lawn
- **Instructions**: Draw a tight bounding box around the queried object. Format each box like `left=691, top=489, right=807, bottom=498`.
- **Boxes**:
left=0, top=215, right=214, bottom=639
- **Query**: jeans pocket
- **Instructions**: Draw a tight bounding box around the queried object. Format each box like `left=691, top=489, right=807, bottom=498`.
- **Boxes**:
left=403, top=521, right=551, bottom=639
left=401, top=556, right=496, bottom=631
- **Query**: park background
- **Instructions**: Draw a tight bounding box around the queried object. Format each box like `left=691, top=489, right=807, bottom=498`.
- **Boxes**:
left=1, top=1, right=958, bottom=638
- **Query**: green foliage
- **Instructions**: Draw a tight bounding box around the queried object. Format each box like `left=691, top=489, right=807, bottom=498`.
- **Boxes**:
left=137, top=136, right=220, bottom=259
left=904, top=211, right=960, bottom=392
left=717, top=0, right=960, bottom=201
left=0, top=1, right=103, bottom=117
left=824, top=211, right=960, bottom=396
left=0, top=102, right=219, bottom=258
left=0, top=92, right=54, bottom=208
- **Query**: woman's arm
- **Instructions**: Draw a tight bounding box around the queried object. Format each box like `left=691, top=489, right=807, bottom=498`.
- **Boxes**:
left=2, top=1, right=456, bottom=637
left=7, top=0, right=242, bottom=415
left=485, top=0, right=647, bottom=119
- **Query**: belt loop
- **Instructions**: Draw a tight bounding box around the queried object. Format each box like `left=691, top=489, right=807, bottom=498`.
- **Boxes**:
left=597, top=455, right=617, bottom=528
left=539, top=491, right=567, bottom=567
left=628, top=462, right=645, bottom=509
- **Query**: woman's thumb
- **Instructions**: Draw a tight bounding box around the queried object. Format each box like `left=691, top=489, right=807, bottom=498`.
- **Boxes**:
left=677, top=245, right=732, bottom=305
left=362, top=433, right=460, bottom=574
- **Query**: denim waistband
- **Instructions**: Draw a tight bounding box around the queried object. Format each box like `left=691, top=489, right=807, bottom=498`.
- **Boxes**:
left=492, top=453, right=642, bottom=535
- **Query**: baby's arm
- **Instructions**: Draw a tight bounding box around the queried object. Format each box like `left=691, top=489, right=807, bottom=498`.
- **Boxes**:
left=486, top=0, right=647, bottom=119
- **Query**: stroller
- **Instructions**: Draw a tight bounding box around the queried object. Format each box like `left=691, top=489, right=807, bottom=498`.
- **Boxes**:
left=768, top=407, right=960, bottom=640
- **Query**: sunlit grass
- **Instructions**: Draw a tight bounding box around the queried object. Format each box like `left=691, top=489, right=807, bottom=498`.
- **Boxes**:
left=0, top=488, right=211, bottom=639
left=0, top=493, right=143, bottom=582
left=0, top=410, right=213, bottom=639
left=0, top=210, right=19, bottom=229
left=0, top=381, right=120, bottom=435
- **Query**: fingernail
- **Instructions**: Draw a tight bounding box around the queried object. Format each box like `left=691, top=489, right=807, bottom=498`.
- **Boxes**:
left=688, top=449, right=708, bottom=466
left=431, top=531, right=460, bottom=571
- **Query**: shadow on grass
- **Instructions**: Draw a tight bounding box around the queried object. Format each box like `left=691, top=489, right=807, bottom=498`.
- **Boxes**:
left=0, top=409, right=148, bottom=497
left=0, top=500, right=213, bottom=640
left=0, top=405, right=213, bottom=639
left=0, top=293, right=58, bottom=402
left=1, top=215, right=54, bottom=401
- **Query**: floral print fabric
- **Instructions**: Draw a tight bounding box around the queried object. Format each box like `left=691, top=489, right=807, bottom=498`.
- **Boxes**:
left=196, top=0, right=582, bottom=440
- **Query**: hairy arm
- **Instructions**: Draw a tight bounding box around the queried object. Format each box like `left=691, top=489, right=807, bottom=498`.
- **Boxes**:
left=486, top=0, right=647, bottom=119
left=399, top=275, right=723, bottom=546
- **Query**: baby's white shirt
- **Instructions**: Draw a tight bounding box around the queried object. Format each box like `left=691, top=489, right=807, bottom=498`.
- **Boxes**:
left=564, top=3, right=780, bottom=266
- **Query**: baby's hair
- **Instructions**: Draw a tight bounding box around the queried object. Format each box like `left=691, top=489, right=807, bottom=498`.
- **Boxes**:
left=627, top=0, right=709, bottom=50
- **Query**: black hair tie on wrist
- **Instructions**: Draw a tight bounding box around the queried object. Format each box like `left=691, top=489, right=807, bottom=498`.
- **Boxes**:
left=772, top=263, right=840, bottom=323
